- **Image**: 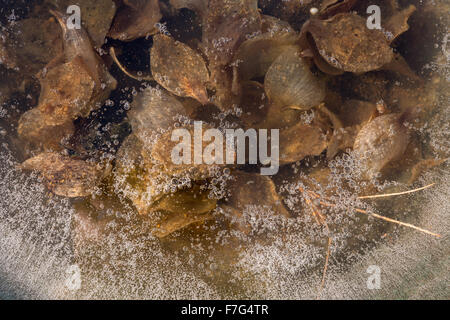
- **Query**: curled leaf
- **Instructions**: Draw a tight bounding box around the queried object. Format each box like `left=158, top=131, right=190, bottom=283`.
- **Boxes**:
left=47, top=0, right=117, bottom=48
left=151, top=34, right=210, bottom=104
left=51, top=9, right=117, bottom=97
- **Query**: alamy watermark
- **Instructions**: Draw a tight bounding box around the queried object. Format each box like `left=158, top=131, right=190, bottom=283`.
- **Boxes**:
left=171, top=121, right=280, bottom=176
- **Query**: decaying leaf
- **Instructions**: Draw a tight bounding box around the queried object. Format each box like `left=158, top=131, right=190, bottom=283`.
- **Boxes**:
left=46, top=0, right=117, bottom=48
left=19, top=152, right=103, bottom=197
left=354, top=113, right=410, bottom=179
left=234, top=32, right=299, bottom=81
left=319, top=0, right=358, bottom=19
left=383, top=4, right=416, bottom=43
left=151, top=34, right=210, bottom=104
left=301, top=13, right=394, bottom=73
left=151, top=184, right=217, bottom=238
left=37, top=58, right=96, bottom=126
left=0, top=18, right=63, bottom=74
left=109, top=0, right=162, bottom=41
left=50, top=9, right=117, bottom=98
left=201, top=0, right=261, bottom=110
left=151, top=123, right=228, bottom=178
left=279, top=118, right=329, bottom=165
left=202, top=0, right=261, bottom=68
left=114, top=134, right=166, bottom=215
left=128, top=87, right=189, bottom=144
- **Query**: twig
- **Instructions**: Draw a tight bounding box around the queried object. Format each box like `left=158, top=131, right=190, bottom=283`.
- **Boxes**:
left=358, top=183, right=435, bottom=199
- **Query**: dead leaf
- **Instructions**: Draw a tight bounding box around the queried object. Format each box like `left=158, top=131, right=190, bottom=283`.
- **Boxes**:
left=151, top=34, right=210, bottom=104
left=109, top=0, right=162, bottom=41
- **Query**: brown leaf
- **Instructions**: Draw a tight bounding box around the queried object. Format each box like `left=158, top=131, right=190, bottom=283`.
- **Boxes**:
left=354, top=113, right=410, bottom=179
left=152, top=184, right=217, bottom=238
left=151, top=34, right=210, bottom=104
left=18, top=108, right=75, bottom=152
left=301, top=13, right=394, bottom=73
left=109, top=0, right=162, bottom=41
left=202, top=0, right=261, bottom=110
left=19, top=152, right=102, bottom=198
left=383, top=4, right=416, bottom=43
left=319, top=0, right=358, bottom=19
left=47, top=0, right=117, bottom=48
left=222, top=171, right=290, bottom=234
left=202, top=0, right=261, bottom=68
left=279, top=120, right=329, bottom=165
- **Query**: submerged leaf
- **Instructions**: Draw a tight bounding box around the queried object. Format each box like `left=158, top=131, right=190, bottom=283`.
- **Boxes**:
left=37, top=58, right=96, bottom=126
left=265, top=46, right=326, bottom=110
left=383, top=4, right=416, bottom=43
left=152, top=184, right=217, bottom=238
left=234, top=32, right=298, bottom=81
left=50, top=9, right=117, bottom=97
left=354, top=113, right=410, bottom=179
left=151, top=34, right=210, bottom=104
left=0, top=18, right=63, bottom=74
left=279, top=119, right=329, bottom=165
left=128, top=87, right=188, bottom=143
left=222, top=171, right=290, bottom=234
left=47, top=0, right=117, bottom=48
left=109, top=0, right=162, bottom=41
left=202, top=0, right=261, bottom=110
left=19, top=152, right=103, bottom=197
left=18, top=108, right=75, bottom=152
left=302, top=13, right=394, bottom=73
